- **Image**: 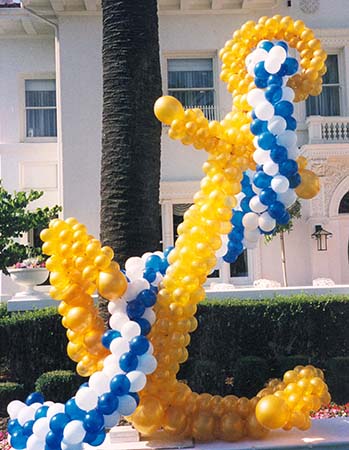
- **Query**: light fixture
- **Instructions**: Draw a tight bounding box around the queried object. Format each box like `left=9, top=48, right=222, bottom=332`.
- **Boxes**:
left=311, top=225, right=333, bottom=251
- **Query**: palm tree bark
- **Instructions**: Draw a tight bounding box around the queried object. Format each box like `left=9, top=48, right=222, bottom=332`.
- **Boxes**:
left=100, top=0, right=162, bottom=320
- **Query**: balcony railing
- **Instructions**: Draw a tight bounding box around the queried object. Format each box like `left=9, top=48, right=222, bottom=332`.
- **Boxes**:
left=307, top=116, right=349, bottom=144
left=186, top=104, right=220, bottom=121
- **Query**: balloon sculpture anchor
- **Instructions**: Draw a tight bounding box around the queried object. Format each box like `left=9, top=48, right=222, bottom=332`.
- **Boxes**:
left=7, top=15, right=330, bottom=449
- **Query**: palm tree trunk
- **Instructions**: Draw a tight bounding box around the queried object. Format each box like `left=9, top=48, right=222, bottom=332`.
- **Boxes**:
left=100, top=0, right=162, bottom=320
left=280, top=231, right=288, bottom=287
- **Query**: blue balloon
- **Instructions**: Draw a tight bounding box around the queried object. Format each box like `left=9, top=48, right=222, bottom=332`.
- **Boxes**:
left=136, top=289, right=156, bottom=307
left=240, top=197, right=251, bottom=212
left=243, top=185, right=254, bottom=198
left=126, top=299, right=145, bottom=320
left=49, top=413, right=70, bottom=434
left=265, top=84, right=283, bottom=104
left=25, top=392, right=44, bottom=406
left=277, top=211, right=291, bottom=225
left=258, top=40, right=274, bottom=52
left=119, top=352, right=138, bottom=372
left=102, top=330, right=121, bottom=349
left=228, top=228, right=244, bottom=242
left=277, top=40, right=288, bottom=51
left=241, top=173, right=251, bottom=187
left=227, top=240, right=243, bottom=254
left=10, top=431, right=28, bottom=450
left=143, top=267, right=156, bottom=283
left=97, top=392, right=119, bottom=415
left=134, top=317, right=151, bottom=335
left=284, top=57, right=299, bottom=75
left=289, top=173, right=301, bottom=188
left=145, top=255, right=162, bottom=272
left=129, top=392, right=140, bottom=406
left=254, top=61, right=269, bottom=79
left=129, top=335, right=149, bottom=355
left=250, top=119, right=267, bottom=136
left=267, top=74, right=283, bottom=86
left=279, top=159, right=298, bottom=177
left=22, top=420, right=34, bottom=436
left=270, top=145, right=288, bottom=164
left=159, top=257, right=169, bottom=275
left=35, top=405, right=49, bottom=420
left=223, top=251, right=239, bottom=263
left=231, top=210, right=244, bottom=227
left=253, top=172, right=272, bottom=189
left=110, top=374, right=131, bottom=396
left=268, top=201, right=286, bottom=220
left=286, top=116, right=297, bottom=131
left=8, top=419, right=21, bottom=434
left=276, top=63, right=288, bottom=77
left=45, top=431, right=62, bottom=449
left=65, top=398, right=85, bottom=420
left=274, top=100, right=294, bottom=117
left=260, top=188, right=277, bottom=206
left=254, top=77, right=268, bottom=88
left=83, top=409, right=104, bottom=433
left=258, top=132, right=276, bottom=150
left=84, top=430, right=106, bottom=446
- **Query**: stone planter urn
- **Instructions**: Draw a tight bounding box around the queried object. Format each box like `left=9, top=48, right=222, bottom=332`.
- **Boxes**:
left=8, top=268, right=49, bottom=300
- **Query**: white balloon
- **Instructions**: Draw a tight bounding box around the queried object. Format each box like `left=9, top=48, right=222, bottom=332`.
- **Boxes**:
left=46, top=403, right=65, bottom=419
left=108, top=299, right=127, bottom=315
left=110, top=337, right=130, bottom=358
left=121, top=321, right=141, bottom=340
left=142, top=308, right=156, bottom=325
left=263, top=161, right=279, bottom=176
left=264, top=57, right=281, bottom=75
left=104, top=411, right=120, bottom=428
left=44, top=401, right=54, bottom=407
left=89, top=371, right=111, bottom=396
left=216, top=234, right=229, bottom=257
left=141, top=252, right=153, bottom=262
left=61, top=444, right=83, bottom=450
left=269, top=45, right=287, bottom=64
left=151, top=273, right=163, bottom=286
left=109, top=312, right=129, bottom=331
left=125, top=257, right=144, bottom=274
left=123, top=279, right=150, bottom=301
left=28, top=403, right=42, bottom=412
left=17, top=406, right=36, bottom=426
left=267, top=116, right=287, bottom=135
left=137, top=354, right=157, bottom=374
left=7, top=400, right=26, bottom=419
left=26, top=434, right=45, bottom=450
left=278, top=189, right=297, bottom=208
left=126, top=371, right=147, bottom=392
left=277, top=130, right=297, bottom=149
left=242, top=239, right=258, bottom=249
left=118, top=395, right=137, bottom=416
left=247, top=89, right=265, bottom=108
left=153, top=251, right=164, bottom=258
left=33, top=417, right=50, bottom=439
left=287, top=146, right=300, bottom=160
left=249, top=196, right=267, bottom=214
left=282, top=86, right=295, bottom=102
left=75, top=387, right=98, bottom=411
left=103, top=361, right=124, bottom=378
left=251, top=48, right=268, bottom=63
left=252, top=184, right=262, bottom=195
left=255, top=102, right=274, bottom=121
left=253, top=148, right=271, bottom=165
left=244, top=228, right=261, bottom=242
left=242, top=212, right=259, bottom=230
left=63, top=420, right=86, bottom=445
left=258, top=212, right=276, bottom=232
left=271, top=175, right=289, bottom=193
left=146, top=342, right=154, bottom=355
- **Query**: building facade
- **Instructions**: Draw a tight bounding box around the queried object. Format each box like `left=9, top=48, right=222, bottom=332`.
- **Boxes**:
left=1, top=0, right=349, bottom=295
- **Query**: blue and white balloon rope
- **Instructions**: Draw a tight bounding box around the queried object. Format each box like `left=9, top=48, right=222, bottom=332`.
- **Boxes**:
left=7, top=249, right=172, bottom=450
left=223, top=39, right=300, bottom=263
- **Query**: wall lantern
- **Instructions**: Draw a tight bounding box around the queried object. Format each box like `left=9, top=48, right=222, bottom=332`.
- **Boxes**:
left=311, top=225, right=333, bottom=251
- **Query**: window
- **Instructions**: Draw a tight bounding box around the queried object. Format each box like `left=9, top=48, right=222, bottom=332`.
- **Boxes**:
left=230, top=250, right=248, bottom=278
left=25, top=79, right=57, bottom=138
left=339, top=191, right=349, bottom=214
left=306, top=54, right=340, bottom=116
left=167, top=58, right=217, bottom=120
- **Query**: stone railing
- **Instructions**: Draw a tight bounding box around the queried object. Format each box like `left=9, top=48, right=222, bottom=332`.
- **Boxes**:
left=307, top=116, right=349, bottom=144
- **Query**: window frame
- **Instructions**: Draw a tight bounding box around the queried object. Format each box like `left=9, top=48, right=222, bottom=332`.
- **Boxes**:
left=19, top=72, right=57, bottom=143
left=163, top=51, right=220, bottom=121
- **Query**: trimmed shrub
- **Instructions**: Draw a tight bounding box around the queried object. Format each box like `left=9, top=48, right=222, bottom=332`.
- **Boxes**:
left=325, top=357, right=349, bottom=404
left=277, top=355, right=311, bottom=375
left=0, top=308, right=74, bottom=389
left=35, top=370, right=83, bottom=403
left=233, top=356, right=270, bottom=398
left=0, top=382, right=25, bottom=417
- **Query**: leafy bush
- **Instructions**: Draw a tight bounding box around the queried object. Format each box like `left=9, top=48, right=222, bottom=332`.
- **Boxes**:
left=0, top=382, right=24, bottom=417
left=0, top=308, right=74, bottom=389
left=35, top=371, right=83, bottom=403
left=326, top=357, right=349, bottom=404
left=233, top=356, right=270, bottom=398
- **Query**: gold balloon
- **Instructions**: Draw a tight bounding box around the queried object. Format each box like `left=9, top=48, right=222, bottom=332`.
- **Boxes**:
left=97, top=269, right=127, bottom=300
left=295, top=169, right=320, bottom=199
left=256, top=395, right=290, bottom=429
left=154, top=96, right=184, bottom=125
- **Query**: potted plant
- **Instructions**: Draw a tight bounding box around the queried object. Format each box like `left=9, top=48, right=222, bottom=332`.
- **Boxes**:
left=0, top=181, right=61, bottom=298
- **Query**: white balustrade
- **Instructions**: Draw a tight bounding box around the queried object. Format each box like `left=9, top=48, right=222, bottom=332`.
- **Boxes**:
left=307, top=116, right=349, bottom=143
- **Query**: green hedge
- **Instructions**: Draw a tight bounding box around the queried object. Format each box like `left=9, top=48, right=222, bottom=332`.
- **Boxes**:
left=180, top=295, right=349, bottom=403
left=0, top=382, right=25, bottom=417
left=0, top=307, right=74, bottom=389
left=35, top=370, right=83, bottom=403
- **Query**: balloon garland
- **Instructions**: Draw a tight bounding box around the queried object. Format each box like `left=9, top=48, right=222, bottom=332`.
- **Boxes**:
left=7, top=15, right=330, bottom=448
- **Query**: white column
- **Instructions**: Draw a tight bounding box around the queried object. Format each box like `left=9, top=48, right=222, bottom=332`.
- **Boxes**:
left=161, top=201, right=174, bottom=250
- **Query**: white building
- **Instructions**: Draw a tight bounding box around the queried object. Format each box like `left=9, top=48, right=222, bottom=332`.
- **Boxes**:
left=1, top=0, right=349, bottom=296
